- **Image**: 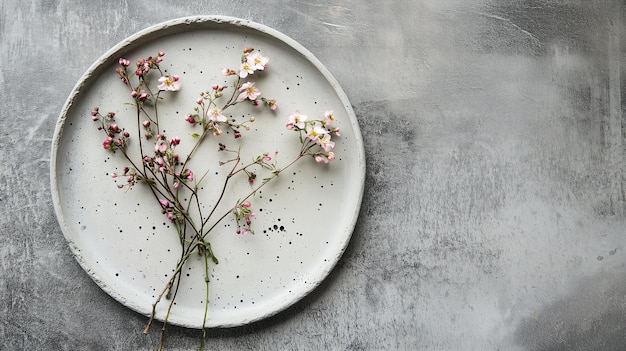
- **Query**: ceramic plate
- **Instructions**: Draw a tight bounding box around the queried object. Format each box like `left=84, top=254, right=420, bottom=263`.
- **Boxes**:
left=50, top=16, right=365, bottom=328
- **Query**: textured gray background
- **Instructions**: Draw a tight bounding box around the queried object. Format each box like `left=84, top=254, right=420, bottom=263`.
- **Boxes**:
left=2, top=0, right=626, bottom=350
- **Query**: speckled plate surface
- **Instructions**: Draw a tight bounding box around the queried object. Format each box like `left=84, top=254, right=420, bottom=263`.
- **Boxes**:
left=50, top=16, right=364, bottom=328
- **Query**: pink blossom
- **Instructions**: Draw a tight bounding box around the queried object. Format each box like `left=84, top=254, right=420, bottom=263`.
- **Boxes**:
left=239, top=62, right=255, bottom=78
left=222, top=68, right=236, bottom=76
left=305, top=124, right=328, bottom=143
left=286, top=110, right=307, bottom=130
left=157, top=75, right=181, bottom=91
left=159, top=198, right=169, bottom=207
left=142, top=120, right=151, bottom=127
left=314, top=152, right=335, bottom=163
left=207, top=108, right=227, bottom=123
left=237, top=82, right=261, bottom=101
left=246, top=51, right=269, bottom=71
left=170, top=137, right=181, bottom=146
left=267, top=99, right=278, bottom=110
left=323, top=110, right=335, bottom=126
left=318, top=133, right=335, bottom=152
left=155, top=142, right=167, bottom=153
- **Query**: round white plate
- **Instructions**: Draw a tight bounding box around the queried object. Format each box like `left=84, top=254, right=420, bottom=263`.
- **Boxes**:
left=51, top=16, right=364, bottom=328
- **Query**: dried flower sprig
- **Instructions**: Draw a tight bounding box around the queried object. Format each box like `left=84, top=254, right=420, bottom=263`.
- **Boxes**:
left=91, top=48, right=338, bottom=350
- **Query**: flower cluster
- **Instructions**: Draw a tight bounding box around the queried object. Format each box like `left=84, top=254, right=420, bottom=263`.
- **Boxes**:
left=90, top=48, right=340, bottom=350
left=91, top=108, right=130, bottom=151
left=233, top=201, right=255, bottom=234
left=115, top=51, right=180, bottom=105
left=287, top=110, right=340, bottom=163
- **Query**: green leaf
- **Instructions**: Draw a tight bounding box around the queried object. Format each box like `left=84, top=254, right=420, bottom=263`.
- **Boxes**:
left=191, top=133, right=200, bottom=138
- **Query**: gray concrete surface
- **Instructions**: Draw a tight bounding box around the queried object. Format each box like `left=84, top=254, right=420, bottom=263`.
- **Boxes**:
left=2, top=0, right=626, bottom=350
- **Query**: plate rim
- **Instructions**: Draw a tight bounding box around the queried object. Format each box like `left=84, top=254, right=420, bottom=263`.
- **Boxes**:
left=50, top=15, right=365, bottom=328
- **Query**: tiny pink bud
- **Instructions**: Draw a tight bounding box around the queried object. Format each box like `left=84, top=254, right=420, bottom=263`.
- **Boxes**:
left=159, top=198, right=169, bottom=207
left=243, top=201, right=251, bottom=208
left=185, top=115, right=196, bottom=124
left=123, top=131, right=130, bottom=138
left=142, top=120, right=150, bottom=127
